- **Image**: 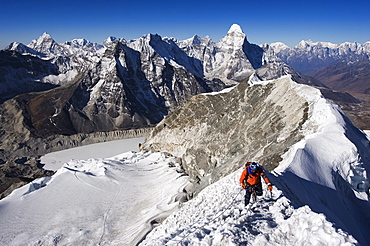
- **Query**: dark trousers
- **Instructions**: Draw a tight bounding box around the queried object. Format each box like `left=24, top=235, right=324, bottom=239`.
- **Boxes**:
left=244, top=182, right=263, bottom=206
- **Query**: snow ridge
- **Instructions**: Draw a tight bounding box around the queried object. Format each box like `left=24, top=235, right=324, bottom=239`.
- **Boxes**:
left=141, top=75, right=370, bottom=245
left=141, top=168, right=357, bottom=245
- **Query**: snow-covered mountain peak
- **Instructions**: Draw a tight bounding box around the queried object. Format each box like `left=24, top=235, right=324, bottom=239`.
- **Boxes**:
left=127, top=33, right=165, bottom=50
left=272, top=38, right=370, bottom=74
left=40, top=32, right=52, bottom=40
left=180, top=35, right=212, bottom=47
left=191, top=34, right=203, bottom=44
left=127, top=34, right=156, bottom=53
left=317, top=41, right=337, bottom=48
left=26, top=32, right=66, bottom=58
left=29, top=32, right=54, bottom=47
left=269, top=42, right=290, bottom=52
left=295, top=40, right=340, bottom=50
left=218, top=25, right=247, bottom=49
left=106, top=36, right=118, bottom=42
left=227, top=23, right=244, bottom=35
left=296, top=40, right=313, bottom=49
left=102, top=36, right=118, bottom=46
left=70, top=38, right=90, bottom=46
left=5, top=42, right=35, bottom=54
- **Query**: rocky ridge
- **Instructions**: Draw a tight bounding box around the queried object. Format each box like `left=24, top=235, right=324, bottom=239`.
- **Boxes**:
left=141, top=75, right=310, bottom=193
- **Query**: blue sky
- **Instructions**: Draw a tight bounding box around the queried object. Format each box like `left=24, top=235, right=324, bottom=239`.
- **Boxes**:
left=1, top=0, right=369, bottom=49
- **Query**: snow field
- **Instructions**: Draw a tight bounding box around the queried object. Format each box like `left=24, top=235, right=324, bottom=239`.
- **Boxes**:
left=0, top=151, right=189, bottom=246
left=41, top=137, right=145, bottom=171
left=140, top=168, right=357, bottom=245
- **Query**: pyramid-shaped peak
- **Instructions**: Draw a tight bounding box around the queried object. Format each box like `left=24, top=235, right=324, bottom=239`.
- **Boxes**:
left=37, top=32, right=54, bottom=42
left=227, top=24, right=244, bottom=34
left=32, top=32, right=55, bottom=45
left=28, top=32, right=55, bottom=47
left=41, top=32, right=52, bottom=38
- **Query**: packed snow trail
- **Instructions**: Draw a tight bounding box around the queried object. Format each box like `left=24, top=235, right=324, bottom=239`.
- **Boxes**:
left=140, top=168, right=357, bottom=245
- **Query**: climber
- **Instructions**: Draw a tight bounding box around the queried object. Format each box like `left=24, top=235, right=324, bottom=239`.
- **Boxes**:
left=239, top=162, right=273, bottom=206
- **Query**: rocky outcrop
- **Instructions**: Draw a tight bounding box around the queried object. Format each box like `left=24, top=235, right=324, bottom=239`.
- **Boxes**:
left=140, top=76, right=310, bottom=193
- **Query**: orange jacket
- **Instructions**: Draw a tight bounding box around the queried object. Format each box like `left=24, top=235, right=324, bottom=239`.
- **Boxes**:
left=239, top=165, right=271, bottom=186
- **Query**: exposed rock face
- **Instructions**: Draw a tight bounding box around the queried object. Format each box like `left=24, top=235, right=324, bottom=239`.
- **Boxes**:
left=141, top=76, right=309, bottom=193
left=0, top=90, right=152, bottom=159
left=0, top=50, right=59, bottom=103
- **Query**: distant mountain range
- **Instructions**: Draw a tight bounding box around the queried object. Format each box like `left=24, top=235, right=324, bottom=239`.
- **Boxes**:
left=0, top=24, right=309, bottom=136
left=270, top=40, right=370, bottom=95
left=270, top=40, right=370, bottom=129
left=270, top=40, right=370, bottom=73
left=0, top=24, right=298, bottom=198
left=1, top=24, right=369, bottom=151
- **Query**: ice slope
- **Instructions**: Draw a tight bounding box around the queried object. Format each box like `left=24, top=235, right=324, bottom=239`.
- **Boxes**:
left=0, top=152, right=189, bottom=246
